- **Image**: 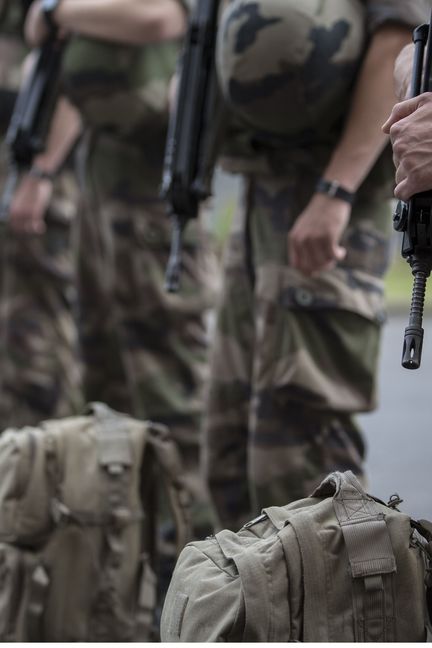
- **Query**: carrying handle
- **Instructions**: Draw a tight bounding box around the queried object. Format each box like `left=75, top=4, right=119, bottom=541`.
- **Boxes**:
left=311, top=470, right=367, bottom=500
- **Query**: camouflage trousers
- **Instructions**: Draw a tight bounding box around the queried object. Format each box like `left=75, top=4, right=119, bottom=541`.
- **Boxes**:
left=77, top=166, right=219, bottom=541
left=0, top=167, right=83, bottom=430
left=204, top=172, right=392, bottom=531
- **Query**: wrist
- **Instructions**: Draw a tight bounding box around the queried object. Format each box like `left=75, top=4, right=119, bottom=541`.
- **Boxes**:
left=28, top=165, right=56, bottom=181
left=315, top=178, right=356, bottom=206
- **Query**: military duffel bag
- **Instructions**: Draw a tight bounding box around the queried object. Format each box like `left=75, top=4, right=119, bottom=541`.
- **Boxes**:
left=161, top=470, right=432, bottom=642
left=0, top=402, right=191, bottom=642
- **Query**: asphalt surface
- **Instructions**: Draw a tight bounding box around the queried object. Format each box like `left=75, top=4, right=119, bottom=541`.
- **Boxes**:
left=360, top=314, right=432, bottom=520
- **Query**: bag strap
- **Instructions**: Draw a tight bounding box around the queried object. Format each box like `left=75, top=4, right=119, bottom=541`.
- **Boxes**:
left=410, top=519, right=432, bottom=639
left=145, top=423, right=192, bottom=555
left=308, top=471, right=397, bottom=642
left=286, top=509, right=330, bottom=642
left=25, top=564, right=50, bottom=642
left=90, top=405, right=191, bottom=638
left=88, top=403, right=136, bottom=641
left=215, top=530, right=272, bottom=642
left=90, top=404, right=191, bottom=553
left=134, top=554, right=157, bottom=641
left=91, top=401, right=133, bottom=473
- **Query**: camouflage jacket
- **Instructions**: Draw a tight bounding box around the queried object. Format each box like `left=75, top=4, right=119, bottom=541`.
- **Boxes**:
left=62, top=36, right=180, bottom=202
left=218, top=0, right=432, bottom=202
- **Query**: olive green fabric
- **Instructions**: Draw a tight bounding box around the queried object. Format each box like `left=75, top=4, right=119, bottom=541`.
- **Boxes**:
left=161, top=471, right=432, bottom=642
left=0, top=403, right=191, bottom=642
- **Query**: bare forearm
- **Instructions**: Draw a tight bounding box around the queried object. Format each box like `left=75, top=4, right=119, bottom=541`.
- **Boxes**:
left=54, top=0, right=186, bottom=44
left=33, top=96, right=82, bottom=174
left=323, top=25, right=412, bottom=191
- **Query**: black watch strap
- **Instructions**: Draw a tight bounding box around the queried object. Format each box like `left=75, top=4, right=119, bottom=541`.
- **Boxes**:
left=315, top=178, right=356, bottom=205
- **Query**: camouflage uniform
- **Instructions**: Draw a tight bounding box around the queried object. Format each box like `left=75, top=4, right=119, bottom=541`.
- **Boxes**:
left=205, top=0, right=430, bottom=530
left=0, top=1, right=82, bottom=429
left=62, top=34, right=218, bottom=539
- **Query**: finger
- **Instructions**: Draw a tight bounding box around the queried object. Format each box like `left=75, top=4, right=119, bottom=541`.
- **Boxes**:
left=298, top=239, right=327, bottom=275
left=308, top=244, right=346, bottom=276
left=394, top=178, right=412, bottom=202
left=382, top=96, right=422, bottom=133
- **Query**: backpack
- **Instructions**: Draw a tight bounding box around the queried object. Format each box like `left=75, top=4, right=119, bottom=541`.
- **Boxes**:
left=0, top=402, right=191, bottom=642
left=161, top=470, right=432, bottom=642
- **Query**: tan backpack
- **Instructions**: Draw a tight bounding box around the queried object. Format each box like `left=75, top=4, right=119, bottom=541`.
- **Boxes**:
left=0, top=402, right=191, bottom=642
left=161, top=471, right=432, bottom=642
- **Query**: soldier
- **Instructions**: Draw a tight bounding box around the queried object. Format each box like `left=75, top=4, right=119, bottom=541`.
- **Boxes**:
left=25, top=0, right=218, bottom=553
left=204, top=0, right=431, bottom=531
left=0, top=0, right=83, bottom=429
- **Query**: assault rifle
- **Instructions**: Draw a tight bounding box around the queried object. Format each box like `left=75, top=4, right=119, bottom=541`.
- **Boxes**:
left=161, top=0, right=223, bottom=292
left=0, top=34, right=65, bottom=222
left=393, top=16, right=432, bottom=369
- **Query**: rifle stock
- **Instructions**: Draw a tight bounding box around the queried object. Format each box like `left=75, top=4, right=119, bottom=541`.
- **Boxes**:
left=162, top=0, right=223, bottom=292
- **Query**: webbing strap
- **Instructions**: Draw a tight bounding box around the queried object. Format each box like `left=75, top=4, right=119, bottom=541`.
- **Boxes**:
left=92, top=403, right=135, bottom=640
left=146, top=424, right=192, bottom=555
left=314, top=472, right=397, bottom=642
left=233, top=549, right=271, bottom=642
left=26, top=564, right=49, bottom=642
left=134, top=555, right=157, bottom=641
left=92, top=402, right=132, bottom=472
left=287, top=512, right=330, bottom=642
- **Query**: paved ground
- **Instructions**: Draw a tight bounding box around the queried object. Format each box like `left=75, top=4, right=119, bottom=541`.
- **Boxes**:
left=360, top=314, right=432, bottom=520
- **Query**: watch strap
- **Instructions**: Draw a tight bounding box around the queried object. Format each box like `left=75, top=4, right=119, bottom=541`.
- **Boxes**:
left=315, top=178, right=356, bottom=205
left=28, top=166, right=56, bottom=181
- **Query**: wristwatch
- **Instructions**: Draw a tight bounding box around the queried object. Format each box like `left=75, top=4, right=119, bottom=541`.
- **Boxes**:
left=41, top=0, right=62, bottom=31
left=315, top=178, right=356, bottom=206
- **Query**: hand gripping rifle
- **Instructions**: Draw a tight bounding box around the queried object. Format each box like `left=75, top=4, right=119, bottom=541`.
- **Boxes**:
left=393, top=16, right=432, bottom=369
left=0, top=33, right=65, bottom=222
left=161, top=0, right=223, bottom=292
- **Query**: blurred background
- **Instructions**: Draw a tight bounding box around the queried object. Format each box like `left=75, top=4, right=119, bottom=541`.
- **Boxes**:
left=212, top=170, right=432, bottom=520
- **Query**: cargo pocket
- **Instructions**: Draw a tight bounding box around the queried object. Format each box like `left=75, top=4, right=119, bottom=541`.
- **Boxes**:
left=253, top=264, right=383, bottom=413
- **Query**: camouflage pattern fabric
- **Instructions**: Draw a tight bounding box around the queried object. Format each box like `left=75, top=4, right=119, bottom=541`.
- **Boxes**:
left=0, top=168, right=83, bottom=428
left=204, top=0, right=426, bottom=531
left=0, top=2, right=83, bottom=429
left=62, top=38, right=219, bottom=541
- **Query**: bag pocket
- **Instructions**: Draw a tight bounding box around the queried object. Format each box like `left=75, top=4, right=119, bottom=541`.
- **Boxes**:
left=0, top=428, right=51, bottom=543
